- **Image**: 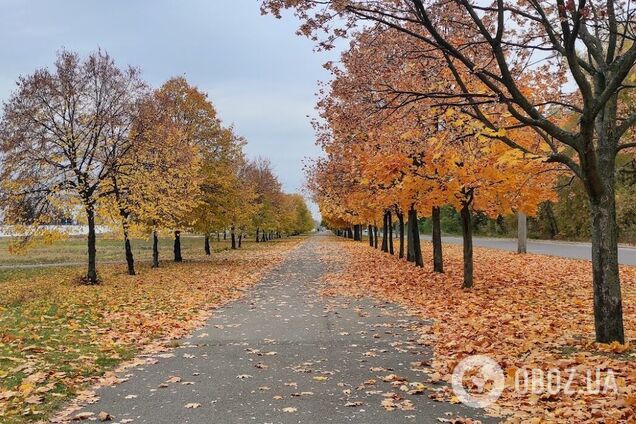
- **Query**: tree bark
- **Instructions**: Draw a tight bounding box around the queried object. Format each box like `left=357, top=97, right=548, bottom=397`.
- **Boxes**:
left=205, top=234, right=211, bottom=255
left=255, top=228, right=260, bottom=243
left=388, top=211, right=394, bottom=255
left=517, top=212, right=527, bottom=254
left=152, top=230, right=159, bottom=268
left=123, top=226, right=135, bottom=276
left=174, top=230, right=182, bottom=262
left=432, top=206, right=444, bottom=273
left=374, top=226, right=378, bottom=249
left=407, top=216, right=413, bottom=262
left=231, top=225, right=237, bottom=249
left=397, top=211, right=404, bottom=259
left=460, top=204, right=473, bottom=288
left=589, top=175, right=625, bottom=343
left=112, top=178, right=135, bottom=276
left=545, top=202, right=559, bottom=239
left=238, top=232, right=243, bottom=248
left=407, top=206, right=423, bottom=267
left=368, top=225, right=374, bottom=247
left=84, top=205, right=99, bottom=284
left=381, top=212, right=389, bottom=252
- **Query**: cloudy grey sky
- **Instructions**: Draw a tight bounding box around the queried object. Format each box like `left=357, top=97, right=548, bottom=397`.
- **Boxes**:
left=0, top=0, right=338, bottom=217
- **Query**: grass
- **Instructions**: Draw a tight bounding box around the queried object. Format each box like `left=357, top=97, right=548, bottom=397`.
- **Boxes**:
left=0, top=234, right=251, bottom=267
left=0, top=235, right=303, bottom=422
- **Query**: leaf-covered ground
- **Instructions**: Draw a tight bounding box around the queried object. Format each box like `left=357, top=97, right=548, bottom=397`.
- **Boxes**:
left=320, top=236, right=636, bottom=423
left=0, top=237, right=301, bottom=423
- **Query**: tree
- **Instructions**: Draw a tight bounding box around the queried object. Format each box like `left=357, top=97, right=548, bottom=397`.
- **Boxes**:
left=0, top=49, right=147, bottom=284
left=153, top=77, right=224, bottom=261
left=245, top=158, right=284, bottom=242
left=288, top=194, right=315, bottom=234
left=129, top=84, right=203, bottom=268
left=191, top=125, right=246, bottom=254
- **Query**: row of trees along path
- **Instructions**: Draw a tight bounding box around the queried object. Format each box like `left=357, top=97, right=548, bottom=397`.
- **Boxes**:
left=0, top=50, right=314, bottom=282
left=264, top=0, right=636, bottom=344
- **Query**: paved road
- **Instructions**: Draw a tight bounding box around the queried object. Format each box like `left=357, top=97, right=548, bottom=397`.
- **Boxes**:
left=65, top=235, right=495, bottom=423
left=420, top=235, right=636, bottom=266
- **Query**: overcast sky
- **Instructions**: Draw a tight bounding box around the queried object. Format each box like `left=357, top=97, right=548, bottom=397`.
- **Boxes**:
left=0, top=0, right=338, bottom=218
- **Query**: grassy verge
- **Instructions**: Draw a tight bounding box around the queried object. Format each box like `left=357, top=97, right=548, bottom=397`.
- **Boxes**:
left=0, top=235, right=246, bottom=267
left=0, top=236, right=303, bottom=423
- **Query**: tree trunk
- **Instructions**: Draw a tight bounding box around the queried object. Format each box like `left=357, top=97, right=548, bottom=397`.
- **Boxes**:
left=152, top=230, right=159, bottom=268
left=368, top=225, right=373, bottom=247
left=374, top=226, right=378, bottom=249
left=84, top=205, right=99, bottom=284
left=174, top=230, right=182, bottom=262
left=238, top=232, right=243, bottom=248
left=432, top=206, right=444, bottom=273
left=256, top=227, right=260, bottom=243
left=231, top=225, right=237, bottom=249
left=460, top=204, right=473, bottom=288
left=223, top=230, right=227, bottom=241
left=517, top=212, right=527, bottom=254
left=545, top=201, right=559, bottom=239
left=205, top=234, right=211, bottom=255
left=388, top=211, right=394, bottom=255
left=397, top=211, right=404, bottom=259
left=354, top=224, right=362, bottom=241
left=407, top=206, right=423, bottom=267
left=123, top=227, right=135, bottom=276
left=589, top=180, right=625, bottom=343
left=381, top=212, right=389, bottom=252
left=406, top=210, right=413, bottom=262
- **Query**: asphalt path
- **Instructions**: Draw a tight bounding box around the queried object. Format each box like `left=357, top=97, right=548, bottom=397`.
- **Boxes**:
left=420, top=234, right=636, bottom=266
left=65, top=235, right=496, bottom=423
